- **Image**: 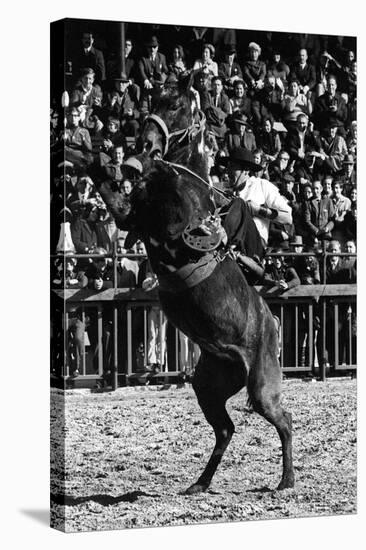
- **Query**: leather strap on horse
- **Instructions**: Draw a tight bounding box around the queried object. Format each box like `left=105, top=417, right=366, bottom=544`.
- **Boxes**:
left=157, top=253, right=226, bottom=294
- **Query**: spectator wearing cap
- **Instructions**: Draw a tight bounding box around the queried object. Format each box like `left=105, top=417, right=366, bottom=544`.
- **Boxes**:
left=70, top=67, right=103, bottom=111
left=313, top=75, right=348, bottom=132
left=289, top=48, right=316, bottom=97
left=242, top=42, right=266, bottom=95
left=138, top=35, right=169, bottom=91
left=61, top=106, right=93, bottom=168
left=304, top=180, right=335, bottom=245
left=281, top=78, right=312, bottom=128
left=242, top=42, right=266, bottom=127
left=71, top=31, right=106, bottom=85
left=218, top=44, right=243, bottom=91
left=103, top=73, right=140, bottom=137
left=256, top=117, right=282, bottom=164
left=193, top=43, right=218, bottom=79
left=226, top=113, right=256, bottom=153
left=337, top=154, right=356, bottom=196
left=312, top=119, right=348, bottom=176
left=230, top=79, right=253, bottom=123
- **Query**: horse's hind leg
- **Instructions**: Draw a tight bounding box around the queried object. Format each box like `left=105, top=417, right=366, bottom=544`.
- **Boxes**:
left=248, top=351, right=294, bottom=490
left=184, top=352, right=246, bottom=495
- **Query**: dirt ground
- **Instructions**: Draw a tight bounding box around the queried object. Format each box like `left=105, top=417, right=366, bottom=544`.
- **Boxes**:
left=50, top=377, right=356, bottom=532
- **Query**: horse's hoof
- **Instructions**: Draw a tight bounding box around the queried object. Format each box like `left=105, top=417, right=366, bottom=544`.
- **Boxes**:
left=277, top=476, right=295, bottom=491
left=182, top=483, right=208, bottom=495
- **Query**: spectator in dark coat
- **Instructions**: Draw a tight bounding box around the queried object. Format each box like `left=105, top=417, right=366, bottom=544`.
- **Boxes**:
left=289, top=48, right=316, bottom=96
left=72, top=31, right=106, bottom=85
left=218, top=44, right=243, bottom=92
left=138, top=35, right=169, bottom=90
left=313, top=75, right=348, bottom=132
left=71, top=203, right=112, bottom=255
left=304, top=180, right=335, bottom=245
left=226, top=113, right=256, bottom=153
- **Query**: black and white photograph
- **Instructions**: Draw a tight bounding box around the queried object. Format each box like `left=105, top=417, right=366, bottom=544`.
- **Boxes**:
left=2, top=2, right=364, bottom=548
left=49, top=15, right=357, bottom=533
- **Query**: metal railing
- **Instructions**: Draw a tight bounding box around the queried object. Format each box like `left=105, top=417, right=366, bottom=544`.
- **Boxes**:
left=51, top=249, right=357, bottom=387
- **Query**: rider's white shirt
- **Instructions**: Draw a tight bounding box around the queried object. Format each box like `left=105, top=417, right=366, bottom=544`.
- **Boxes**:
left=238, top=176, right=292, bottom=245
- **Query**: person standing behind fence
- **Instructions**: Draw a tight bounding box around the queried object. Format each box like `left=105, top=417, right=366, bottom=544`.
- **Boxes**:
left=137, top=255, right=167, bottom=372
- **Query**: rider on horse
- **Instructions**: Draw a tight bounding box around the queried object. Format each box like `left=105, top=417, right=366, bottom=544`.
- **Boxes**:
left=220, top=147, right=293, bottom=282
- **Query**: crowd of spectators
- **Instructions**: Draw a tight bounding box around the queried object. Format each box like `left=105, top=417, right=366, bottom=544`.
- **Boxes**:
left=51, top=23, right=357, bottom=377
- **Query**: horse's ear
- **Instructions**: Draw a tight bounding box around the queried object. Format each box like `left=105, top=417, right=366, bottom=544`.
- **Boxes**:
left=178, top=71, right=195, bottom=94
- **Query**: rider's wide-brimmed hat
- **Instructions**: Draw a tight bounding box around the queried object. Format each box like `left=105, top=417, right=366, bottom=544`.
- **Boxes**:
left=221, top=147, right=262, bottom=172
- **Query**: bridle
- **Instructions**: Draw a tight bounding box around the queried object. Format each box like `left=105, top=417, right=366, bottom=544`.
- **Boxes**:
left=143, top=109, right=206, bottom=158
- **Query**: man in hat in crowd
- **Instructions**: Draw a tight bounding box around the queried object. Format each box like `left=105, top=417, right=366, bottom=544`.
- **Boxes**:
left=314, top=74, right=348, bottom=132
left=71, top=30, right=106, bottom=85
left=226, top=113, right=257, bottom=152
left=218, top=44, right=243, bottom=91
left=337, top=154, right=356, bottom=196
left=138, top=35, right=168, bottom=91
left=204, top=76, right=232, bottom=139
left=312, top=118, right=348, bottom=176
left=103, top=72, right=140, bottom=137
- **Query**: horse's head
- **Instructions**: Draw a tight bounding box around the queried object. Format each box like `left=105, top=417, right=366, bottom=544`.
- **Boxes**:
left=140, top=73, right=198, bottom=159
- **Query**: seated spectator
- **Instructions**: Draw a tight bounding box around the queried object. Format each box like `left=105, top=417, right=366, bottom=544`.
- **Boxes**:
left=193, top=43, right=218, bottom=80
left=71, top=31, right=106, bottom=85
left=314, top=51, right=341, bottom=98
left=70, top=67, right=103, bottom=113
left=96, top=117, right=125, bottom=156
left=138, top=35, right=169, bottom=92
left=103, top=74, right=140, bottom=137
left=71, top=202, right=112, bottom=256
left=313, top=74, right=348, bottom=132
left=106, top=38, right=140, bottom=101
left=99, top=144, right=125, bottom=183
left=256, top=75, right=285, bottom=123
left=242, top=42, right=266, bottom=127
left=343, top=186, right=357, bottom=241
left=230, top=79, right=253, bottom=123
left=168, top=44, right=188, bottom=77
left=313, top=119, right=348, bottom=176
left=256, top=117, right=282, bottom=164
left=337, top=154, right=356, bottom=196
left=205, top=76, right=232, bottom=139
left=291, top=182, right=313, bottom=242
left=268, top=150, right=294, bottom=188
left=332, top=181, right=351, bottom=243
left=242, top=41, right=266, bottom=96
left=61, top=106, right=93, bottom=168
left=266, top=50, right=290, bottom=87
left=284, top=113, right=318, bottom=180
left=191, top=69, right=211, bottom=112
left=346, top=121, right=357, bottom=158
left=52, top=255, right=88, bottom=289
left=86, top=247, right=113, bottom=290
left=304, top=180, right=335, bottom=245
left=218, top=44, right=243, bottom=92
left=226, top=113, right=256, bottom=152
left=281, top=78, right=312, bottom=128
left=289, top=48, right=316, bottom=97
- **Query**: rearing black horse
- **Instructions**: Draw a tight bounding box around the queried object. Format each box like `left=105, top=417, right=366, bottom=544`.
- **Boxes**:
left=99, top=81, right=294, bottom=494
